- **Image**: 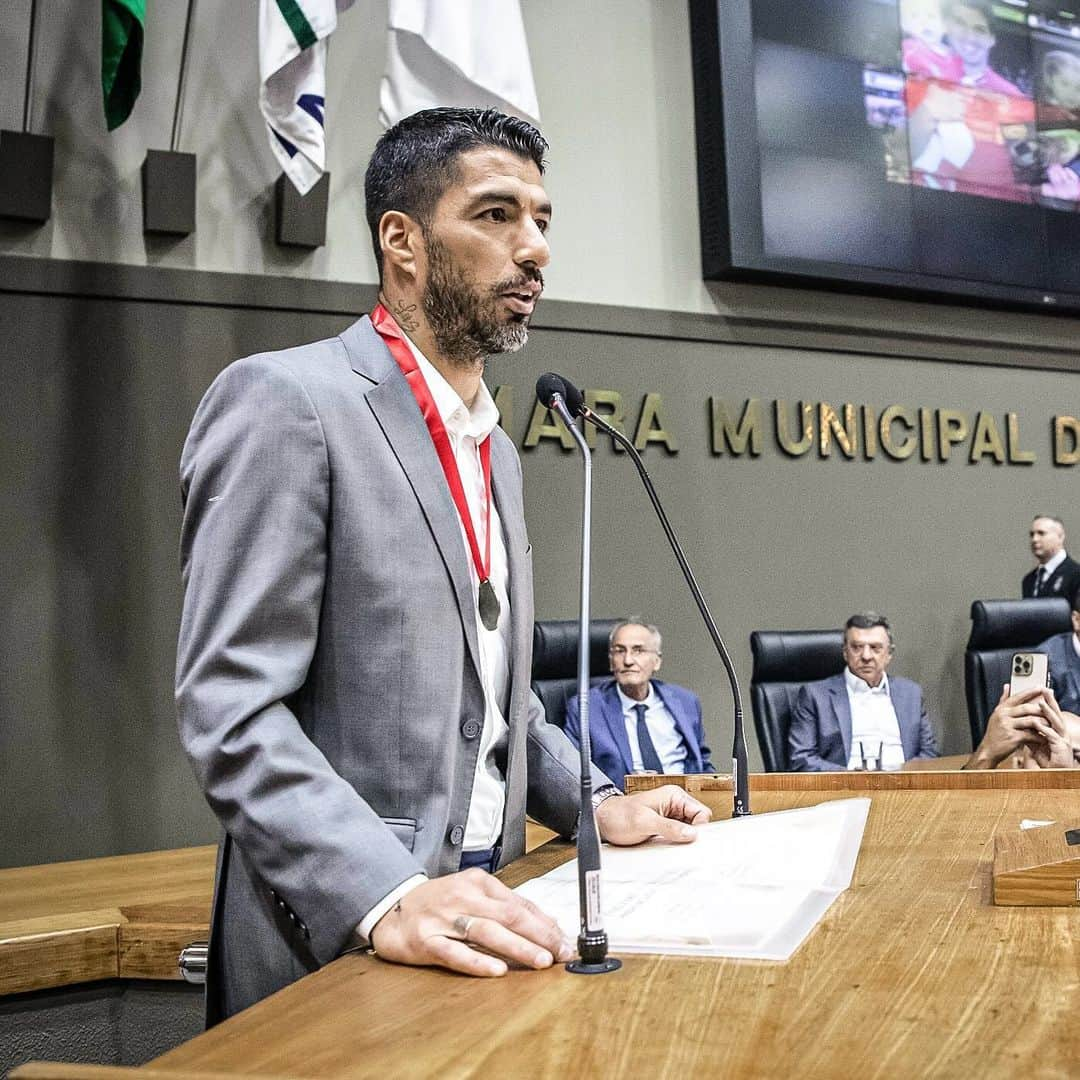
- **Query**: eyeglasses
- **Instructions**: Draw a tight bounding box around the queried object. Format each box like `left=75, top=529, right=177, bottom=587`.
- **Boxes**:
left=609, top=645, right=658, bottom=658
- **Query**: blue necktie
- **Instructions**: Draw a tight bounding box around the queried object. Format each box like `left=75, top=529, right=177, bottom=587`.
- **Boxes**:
left=633, top=703, right=664, bottom=774
left=1034, top=567, right=1046, bottom=596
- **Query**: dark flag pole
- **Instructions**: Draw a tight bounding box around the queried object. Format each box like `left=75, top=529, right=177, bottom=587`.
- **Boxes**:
left=0, top=0, right=55, bottom=223
left=143, top=0, right=197, bottom=236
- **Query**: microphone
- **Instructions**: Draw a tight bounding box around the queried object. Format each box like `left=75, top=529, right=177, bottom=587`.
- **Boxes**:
left=534, top=373, right=621, bottom=976
left=555, top=374, right=751, bottom=819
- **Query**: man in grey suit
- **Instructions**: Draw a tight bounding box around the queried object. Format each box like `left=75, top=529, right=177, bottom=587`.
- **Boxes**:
left=176, top=108, right=709, bottom=1021
left=788, top=612, right=939, bottom=771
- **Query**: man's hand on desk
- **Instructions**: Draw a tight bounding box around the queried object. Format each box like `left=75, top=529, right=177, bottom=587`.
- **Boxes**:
left=595, top=784, right=712, bottom=846
left=368, top=868, right=574, bottom=977
left=965, top=685, right=1072, bottom=769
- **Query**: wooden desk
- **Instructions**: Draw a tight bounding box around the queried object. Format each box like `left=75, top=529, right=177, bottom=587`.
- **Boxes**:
left=0, top=846, right=217, bottom=995
left=147, top=772, right=1080, bottom=1079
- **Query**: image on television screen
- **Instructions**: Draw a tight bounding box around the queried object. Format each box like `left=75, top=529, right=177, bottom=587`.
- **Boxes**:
left=863, top=1, right=1080, bottom=211
left=691, top=0, right=1080, bottom=309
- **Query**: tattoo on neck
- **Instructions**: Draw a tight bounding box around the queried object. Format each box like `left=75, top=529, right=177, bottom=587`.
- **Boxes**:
left=390, top=299, right=419, bottom=333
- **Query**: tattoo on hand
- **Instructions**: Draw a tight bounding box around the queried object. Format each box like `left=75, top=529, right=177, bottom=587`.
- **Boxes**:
left=391, top=300, right=419, bottom=332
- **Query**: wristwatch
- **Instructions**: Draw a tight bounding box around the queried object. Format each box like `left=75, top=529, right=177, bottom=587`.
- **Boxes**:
left=591, top=784, right=623, bottom=810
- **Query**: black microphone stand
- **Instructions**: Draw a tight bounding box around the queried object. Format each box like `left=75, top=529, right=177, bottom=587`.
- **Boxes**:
left=566, top=385, right=751, bottom=819
left=544, top=384, right=621, bottom=975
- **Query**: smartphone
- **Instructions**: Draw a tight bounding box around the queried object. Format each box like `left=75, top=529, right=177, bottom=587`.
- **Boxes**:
left=1010, top=652, right=1050, bottom=696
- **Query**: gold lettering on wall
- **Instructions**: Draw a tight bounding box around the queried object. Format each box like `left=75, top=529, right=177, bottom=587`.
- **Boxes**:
left=1055, top=415, right=1080, bottom=466
left=775, top=400, right=814, bottom=456
left=969, top=412, right=1006, bottom=464
left=512, top=387, right=1061, bottom=469
left=862, top=405, right=878, bottom=460
left=880, top=405, right=917, bottom=460
left=1007, top=413, right=1036, bottom=464
left=634, top=394, right=678, bottom=453
left=710, top=398, right=763, bottom=456
left=584, top=389, right=627, bottom=451
left=936, top=409, right=969, bottom=462
left=522, top=400, right=576, bottom=451
left=818, top=402, right=857, bottom=458
left=919, top=408, right=934, bottom=462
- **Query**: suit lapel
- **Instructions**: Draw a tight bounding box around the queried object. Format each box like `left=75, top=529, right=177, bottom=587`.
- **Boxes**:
left=601, top=682, right=636, bottom=778
left=891, top=680, right=918, bottom=759
left=345, top=318, right=483, bottom=684
left=490, top=432, right=530, bottom=721
left=829, top=677, right=853, bottom=764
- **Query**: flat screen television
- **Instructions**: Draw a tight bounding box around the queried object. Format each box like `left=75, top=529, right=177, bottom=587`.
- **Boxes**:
left=689, top=0, right=1080, bottom=314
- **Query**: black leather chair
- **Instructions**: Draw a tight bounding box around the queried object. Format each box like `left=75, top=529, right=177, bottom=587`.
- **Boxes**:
left=964, top=598, right=1072, bottom=746
left=749, top=629, right=846, bottom=772
left=531, top=618, right=620, bottom=730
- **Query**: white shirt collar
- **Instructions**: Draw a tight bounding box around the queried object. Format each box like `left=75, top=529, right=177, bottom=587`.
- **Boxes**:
left=399, top=333, right=499, bottom=443
left=1040, top=550, right=1067, bottom=577
left=616, top=684, right=656, bottom=712
left=844, top=667, right=890, bottom=697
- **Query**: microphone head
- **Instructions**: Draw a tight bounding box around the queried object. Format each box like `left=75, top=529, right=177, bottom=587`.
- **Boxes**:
left=559, top=376, right=585, bottom=416
left=536, top=372, right=567, bottom=408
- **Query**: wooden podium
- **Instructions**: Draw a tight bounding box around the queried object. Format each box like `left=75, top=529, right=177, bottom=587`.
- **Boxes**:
left=13, top=770, right=1080, bottom=1079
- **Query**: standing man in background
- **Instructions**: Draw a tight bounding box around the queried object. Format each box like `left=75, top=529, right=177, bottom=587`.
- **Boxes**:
left=1022, top=515, right=1080, bottom=600
left=176, top=108, right=709, bottom=1022
left=565, top=619, right=715, bottom=790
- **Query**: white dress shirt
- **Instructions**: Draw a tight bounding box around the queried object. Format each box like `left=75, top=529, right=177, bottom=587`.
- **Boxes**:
left=615, top=684, right=687, bottom=774
left=843, top=668, right=905, bottom=772
left=357, top=334, right=511, bottom=940
left=1035, top=549, right=1067, bottom=593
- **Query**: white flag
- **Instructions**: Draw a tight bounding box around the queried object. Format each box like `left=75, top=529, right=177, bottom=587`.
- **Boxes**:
left=379, top=0, right=540, bottom=129
left=259, top=0, right=356, bottom=194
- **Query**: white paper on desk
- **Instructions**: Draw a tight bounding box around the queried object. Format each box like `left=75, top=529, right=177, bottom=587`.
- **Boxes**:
left=516, top=797, right=870, bottom=961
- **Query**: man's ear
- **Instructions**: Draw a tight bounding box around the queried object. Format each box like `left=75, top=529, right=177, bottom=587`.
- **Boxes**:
left=379, top=210, right=423, bottom=282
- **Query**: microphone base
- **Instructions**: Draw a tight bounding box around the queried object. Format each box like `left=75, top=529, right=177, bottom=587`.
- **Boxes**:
left=566, top=956, right=622, bottom=976
left=732, top=807, right=753, bottom=818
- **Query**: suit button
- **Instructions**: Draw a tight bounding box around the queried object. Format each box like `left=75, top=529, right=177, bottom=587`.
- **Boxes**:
left=461, top=718, right=481, bottom=740
left=449, top=825, right=465, bottom=845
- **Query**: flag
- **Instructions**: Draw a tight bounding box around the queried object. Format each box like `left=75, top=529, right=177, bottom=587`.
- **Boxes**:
left=379, top=0, right=540, bottom=130
left=102, top=0, right=145, bottom=131
left=259, top=0, right=355, bottom=194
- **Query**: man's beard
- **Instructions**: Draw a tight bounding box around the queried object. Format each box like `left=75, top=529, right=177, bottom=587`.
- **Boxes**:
left=422, top=233, right=543, bottom=365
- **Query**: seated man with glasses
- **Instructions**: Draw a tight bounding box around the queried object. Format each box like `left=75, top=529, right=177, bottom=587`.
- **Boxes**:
left=563, top=618, right=715, bottom=790
left=789, top=612, right=939, bottom=772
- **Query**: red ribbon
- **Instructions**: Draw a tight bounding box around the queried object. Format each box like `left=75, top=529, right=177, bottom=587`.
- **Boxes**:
left=371, top=303, right=493, bottom=590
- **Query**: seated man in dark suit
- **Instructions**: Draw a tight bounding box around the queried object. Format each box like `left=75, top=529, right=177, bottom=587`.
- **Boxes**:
left=564, top=618, right=715, bottom=790
left=789, top=612, right=939, bottom=771
left=1022, top=515, right=1080, bottom=600
left=1035, top=586, right=1080, bottom=714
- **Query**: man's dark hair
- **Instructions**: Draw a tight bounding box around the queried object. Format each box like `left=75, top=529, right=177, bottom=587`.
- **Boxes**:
left=364, top=107, right=548, bottom=279
left=844, top=611, right=895, bottom=649
left=1071, top=584, right=1080, bottom=615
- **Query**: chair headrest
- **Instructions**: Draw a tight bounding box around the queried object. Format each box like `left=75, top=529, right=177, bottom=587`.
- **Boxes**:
left=967, top=598, right=1072, bottom=650
left=532, top=619, right=619, bottom=680
left=750, top=629, right=846, bottom=684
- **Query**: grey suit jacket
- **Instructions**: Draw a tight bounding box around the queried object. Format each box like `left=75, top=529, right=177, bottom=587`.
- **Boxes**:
left=176, top=316, right=602, bottom=1020
left=788, top=672, right=939, bottom=772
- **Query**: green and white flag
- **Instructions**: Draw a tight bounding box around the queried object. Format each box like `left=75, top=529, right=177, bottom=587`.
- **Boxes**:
left=102, top=0, right=145, bottom=131
left=259, top=0, right=356, bottom=194
left=379, top=0, right=540, bottom=130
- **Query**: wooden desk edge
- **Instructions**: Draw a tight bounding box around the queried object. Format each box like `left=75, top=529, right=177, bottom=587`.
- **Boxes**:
left=626, top=769, right=1080, bottom=795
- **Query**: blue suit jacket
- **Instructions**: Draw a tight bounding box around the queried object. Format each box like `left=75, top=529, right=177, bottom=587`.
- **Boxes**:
left=564, top=678, right=715, bottom=791
left=788, top=672, right=938, bottom=772
left=1036, top=632, right=1080, bottom=714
